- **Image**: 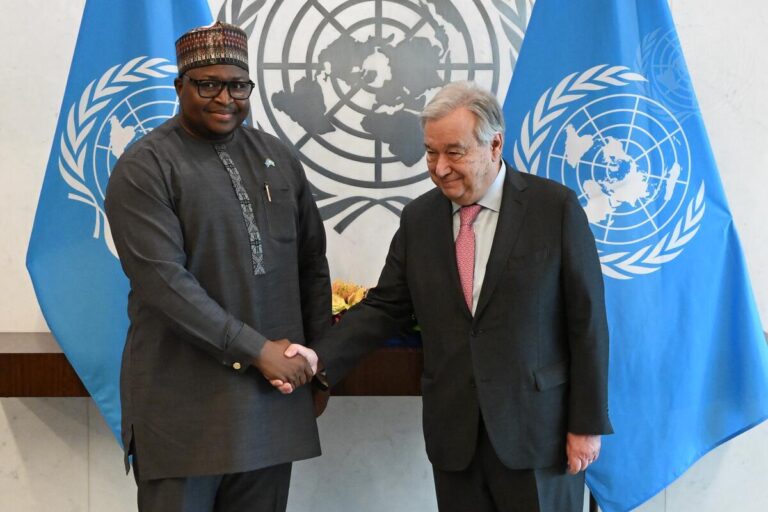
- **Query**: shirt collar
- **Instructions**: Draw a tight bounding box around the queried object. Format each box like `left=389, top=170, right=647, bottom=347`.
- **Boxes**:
left=452, top=161, right=506, bottom=214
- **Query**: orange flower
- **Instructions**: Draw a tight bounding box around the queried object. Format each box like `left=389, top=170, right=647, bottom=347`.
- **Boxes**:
left=348, top=286, right=366, bottom=307
left=331, top=293, right=349, bottom=315
left=331, top=279, right=368, bottom=315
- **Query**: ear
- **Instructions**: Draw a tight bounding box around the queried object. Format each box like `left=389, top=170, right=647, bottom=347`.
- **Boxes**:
left=174, top=76, right=183, bottom=97
left=490, top=132, right=503, bottom=161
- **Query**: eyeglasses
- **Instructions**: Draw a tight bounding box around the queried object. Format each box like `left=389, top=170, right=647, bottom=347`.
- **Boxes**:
left=185, top=76, right=255, bottom=100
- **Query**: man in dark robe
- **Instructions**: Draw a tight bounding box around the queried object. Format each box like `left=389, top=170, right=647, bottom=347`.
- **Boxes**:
left=105, top=21, right=329, bottom=512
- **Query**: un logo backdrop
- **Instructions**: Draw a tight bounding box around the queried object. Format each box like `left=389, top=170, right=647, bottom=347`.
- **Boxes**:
left=215, top=0, right=533, bottom=284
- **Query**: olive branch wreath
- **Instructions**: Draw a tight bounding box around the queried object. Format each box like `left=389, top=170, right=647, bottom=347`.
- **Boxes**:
left=511, top=64, right=705, bottom=279
left=58, top=56, right=177, bottom=258
left=217, top=0, right=264, bottom=37
left=492, top=0, right=535, bottom=68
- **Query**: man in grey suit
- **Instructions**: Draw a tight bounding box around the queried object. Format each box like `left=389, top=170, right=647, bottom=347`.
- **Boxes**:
left=288, top=81, right=612, bottom=511
left=105, top=22, right=327, bottom=512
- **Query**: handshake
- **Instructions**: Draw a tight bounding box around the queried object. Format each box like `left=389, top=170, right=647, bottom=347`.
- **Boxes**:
left=252, top=338, right=321, bottom=394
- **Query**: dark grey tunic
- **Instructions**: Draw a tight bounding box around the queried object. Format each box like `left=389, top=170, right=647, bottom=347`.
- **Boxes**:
left=105, top=117, right=330, bottom=480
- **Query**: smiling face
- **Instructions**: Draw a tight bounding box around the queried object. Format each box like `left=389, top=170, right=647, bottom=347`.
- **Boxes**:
left=174, top=64, right=250, bottom=141
left=423, top=107, right=503, bottom=205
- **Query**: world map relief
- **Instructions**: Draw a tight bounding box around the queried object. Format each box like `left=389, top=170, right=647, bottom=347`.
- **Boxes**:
left=271, top=3, right=455, bottom=167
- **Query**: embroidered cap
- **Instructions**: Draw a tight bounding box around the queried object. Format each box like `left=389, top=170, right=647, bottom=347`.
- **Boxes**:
left=175, top=21, right=249, bottom=75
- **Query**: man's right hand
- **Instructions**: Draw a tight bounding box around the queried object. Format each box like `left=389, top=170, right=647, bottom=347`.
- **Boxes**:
left=253, top=339, right=313, bottom=389
left=269, top=344, right=321, bottom=394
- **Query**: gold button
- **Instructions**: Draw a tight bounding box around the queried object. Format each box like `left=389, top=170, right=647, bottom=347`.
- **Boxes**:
left=232, top=362, right=242, bottom=370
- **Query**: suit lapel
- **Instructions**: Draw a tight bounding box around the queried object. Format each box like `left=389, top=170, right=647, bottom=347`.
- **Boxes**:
left=474, top=166, right=528, bottom=321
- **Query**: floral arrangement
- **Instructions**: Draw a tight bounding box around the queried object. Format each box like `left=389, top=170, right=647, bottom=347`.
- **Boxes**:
left=331, top=280, right=368, bottom=323
left=329, top=279, right=422, bottom=347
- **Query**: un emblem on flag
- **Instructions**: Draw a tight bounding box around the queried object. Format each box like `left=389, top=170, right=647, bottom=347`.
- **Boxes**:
left=513, top=65, right=705, bottom=279
left=58, top=57, right=178, bottom=257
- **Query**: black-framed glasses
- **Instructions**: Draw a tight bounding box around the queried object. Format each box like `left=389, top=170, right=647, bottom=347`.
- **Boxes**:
left=185, top=76, right=255, bottom=100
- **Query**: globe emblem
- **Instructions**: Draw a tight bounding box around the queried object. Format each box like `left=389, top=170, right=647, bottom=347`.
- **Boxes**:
left=547, top=93, right=691, bottom=246
left=253, top=0, right=500, bottom=190
left=641, top=29, right=697, bottom=121
left=92, top=85, right=178, bottom=200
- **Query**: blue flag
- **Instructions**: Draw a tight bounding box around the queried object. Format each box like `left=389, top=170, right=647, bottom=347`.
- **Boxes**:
left=501, top=1, right=768, bottom=510
left=26, top=0, right=211, bottom=441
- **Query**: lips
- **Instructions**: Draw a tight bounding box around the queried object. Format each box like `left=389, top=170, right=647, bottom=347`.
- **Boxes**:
left=207, top=110, right=236, bottom=121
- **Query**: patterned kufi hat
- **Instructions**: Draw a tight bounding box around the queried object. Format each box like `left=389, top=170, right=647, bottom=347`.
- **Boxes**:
left=175, top=21, right=249, bottom=75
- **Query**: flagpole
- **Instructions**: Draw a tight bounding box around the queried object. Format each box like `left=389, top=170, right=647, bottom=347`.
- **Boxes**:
left=589, top=493, right=598, bottom=512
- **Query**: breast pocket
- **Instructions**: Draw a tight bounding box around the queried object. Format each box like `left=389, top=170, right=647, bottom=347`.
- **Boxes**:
left=263, top=185, right=297, bottom=242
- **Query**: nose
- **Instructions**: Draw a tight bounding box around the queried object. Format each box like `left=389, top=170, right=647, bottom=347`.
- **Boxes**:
left=213, top=84, right=233, bottom=103
left=433, top=153, right=452, bottom=178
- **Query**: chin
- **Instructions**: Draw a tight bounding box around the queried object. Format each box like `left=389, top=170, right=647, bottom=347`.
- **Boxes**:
left=439, top=186, right=464, bottom=201
left=207, top=124, right=238, bottom=137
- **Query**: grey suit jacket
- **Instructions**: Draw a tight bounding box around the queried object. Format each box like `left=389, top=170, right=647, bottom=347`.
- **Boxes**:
left=313, top=166, right=612, bottom=471
left=105, top=118, right=330, bottom=479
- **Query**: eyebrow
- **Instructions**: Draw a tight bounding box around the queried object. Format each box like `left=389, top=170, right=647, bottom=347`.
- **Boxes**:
left=424, top=143, right=468, bottom=151
left=189, top=74, right=249, bottom=81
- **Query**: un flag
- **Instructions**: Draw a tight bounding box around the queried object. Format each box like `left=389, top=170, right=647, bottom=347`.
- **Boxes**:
left=501, top=0, right=768, bottom=510
left=26, top=0, right=211, bottom=441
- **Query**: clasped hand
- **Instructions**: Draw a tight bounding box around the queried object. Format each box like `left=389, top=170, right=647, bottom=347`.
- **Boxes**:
left=253, top=339, right=317, bottom=392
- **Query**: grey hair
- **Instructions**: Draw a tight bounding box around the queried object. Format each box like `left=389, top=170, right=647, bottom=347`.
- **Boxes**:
left=420, top=81, right=505, bottom=144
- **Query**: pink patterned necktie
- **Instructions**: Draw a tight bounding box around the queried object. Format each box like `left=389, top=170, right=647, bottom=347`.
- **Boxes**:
left=456, top=204, right=482, bottom=311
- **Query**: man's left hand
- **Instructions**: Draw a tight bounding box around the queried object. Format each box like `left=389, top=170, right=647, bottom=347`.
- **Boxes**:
left=566, top=432, right=601, bottom=474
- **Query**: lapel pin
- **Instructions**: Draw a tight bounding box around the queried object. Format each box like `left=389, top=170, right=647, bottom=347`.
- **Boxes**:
left=265, top=158, right=275, bottom=168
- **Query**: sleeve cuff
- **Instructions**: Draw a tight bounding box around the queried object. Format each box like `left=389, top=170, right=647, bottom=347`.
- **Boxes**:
left=221, top=321, right=267, bottom=373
